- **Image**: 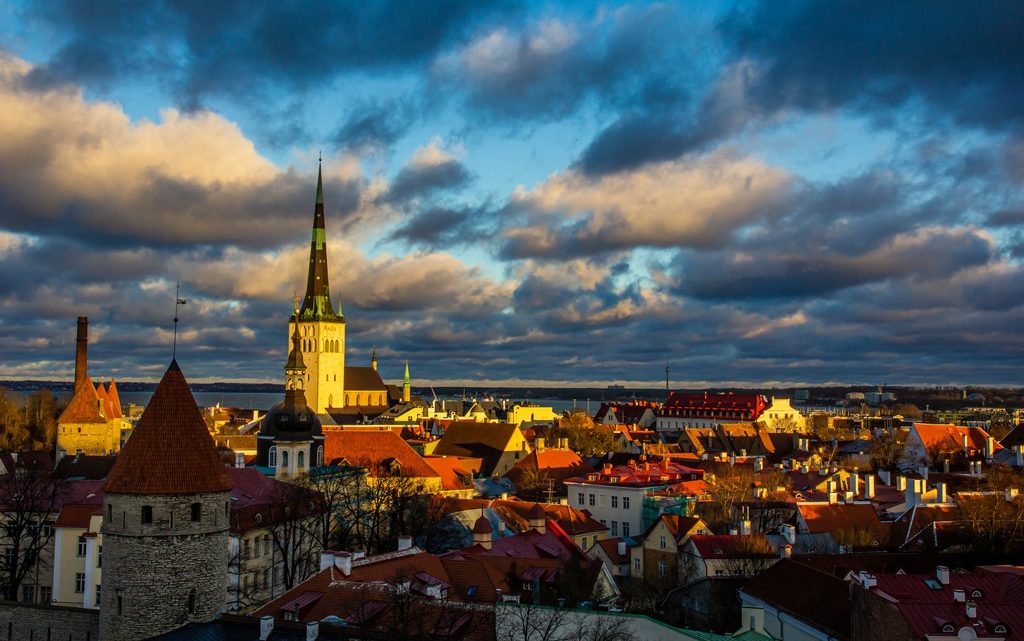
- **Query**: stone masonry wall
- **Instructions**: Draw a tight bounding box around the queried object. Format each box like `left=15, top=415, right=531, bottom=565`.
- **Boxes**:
left=0, top=601, right=98, bottom=641
left=99, top=491, right=229, bottom=641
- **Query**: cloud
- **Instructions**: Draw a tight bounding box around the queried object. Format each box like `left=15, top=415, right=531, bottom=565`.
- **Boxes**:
left=25, top=0, right=521, bottom=105
left=334, top=99, right=416, bottom=153
left=500, top=150, right=792, bottom=258
left=673, top=226, right=995, bottom=300
left=382, top=139, right=473, bottom=204
left=431, top=5, right=686, bottom=121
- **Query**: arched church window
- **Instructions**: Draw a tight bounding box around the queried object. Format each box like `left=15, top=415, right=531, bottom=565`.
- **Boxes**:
left=281, top=450, right=289, bottom=469
left=297, top=451, right=305, bottom=469
left=317, top=446, right=324, bottom=467
left=268, top=447, right=277, bottom=468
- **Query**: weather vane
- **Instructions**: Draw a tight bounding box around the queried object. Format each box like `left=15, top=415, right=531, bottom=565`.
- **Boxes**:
left=173, top=282, right=188, bottom=358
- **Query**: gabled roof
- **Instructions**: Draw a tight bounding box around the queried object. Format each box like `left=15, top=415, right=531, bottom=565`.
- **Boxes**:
left=57, top=376, right=106, bottom=424
left=642, top=514, right=707, bottom=541
left=741, top=559, right=851, bottom=640
left=434, top=422, right=523, bottom=453
left=423, top=456, right=482, bottom=491
left=594, top=537, right=630, bottom=564
left=106, top=380, right=123, bottom=418
left=911, top=423, right=999, bottom=455
left=103, top=361, right=233, bottom=495
left=797, top=503, right=889, bottom=546
left=344, top=366, right=387, bottom=392
left=505, top=447, right=590, bottom=487
left=687, top=534, right=774, bottom=560
left=323, top=428, right=439, bottom=479
left=53, top=454, right=117, bottom=480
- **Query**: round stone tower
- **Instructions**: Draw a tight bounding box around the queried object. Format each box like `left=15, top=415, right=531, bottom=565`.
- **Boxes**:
left=99, top=360, right=234, bottom=641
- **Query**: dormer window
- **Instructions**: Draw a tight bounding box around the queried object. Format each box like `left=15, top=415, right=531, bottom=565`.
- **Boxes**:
left=971, top=589, right=983, bottom=598
left=942, top=624, right=955, bottom=633
left=994, top=624, right=1008, bottom=634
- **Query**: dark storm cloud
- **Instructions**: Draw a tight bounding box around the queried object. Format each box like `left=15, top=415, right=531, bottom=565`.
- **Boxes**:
left=25, top=0, right=520, bottom=104
left=382, top=158, right=473, bottom=205
left=390, top=205, right=489, bottom=247
left=720, top=0, right=1024, bottom=131
left=334, top=99, right=416, bottom=152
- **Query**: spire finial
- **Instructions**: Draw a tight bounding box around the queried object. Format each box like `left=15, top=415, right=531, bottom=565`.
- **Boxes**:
left=292, top=293, right=299, bottom=316
left=172, top=283, right=187, bottom=358
left=315, top=158, right=324, bottom=206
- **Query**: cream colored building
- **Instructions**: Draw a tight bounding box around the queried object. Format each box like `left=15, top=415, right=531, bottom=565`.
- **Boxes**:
left=759, top=397, right=807, bottom=432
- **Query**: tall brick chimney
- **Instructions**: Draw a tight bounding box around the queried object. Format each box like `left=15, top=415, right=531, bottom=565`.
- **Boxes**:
left=75, top=316, right=88, bottom=390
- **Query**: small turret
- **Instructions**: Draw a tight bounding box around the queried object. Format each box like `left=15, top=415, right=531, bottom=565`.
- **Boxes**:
left=472, top=512, right=493, bottom=550
left=371, top=346, right=378, bottom=371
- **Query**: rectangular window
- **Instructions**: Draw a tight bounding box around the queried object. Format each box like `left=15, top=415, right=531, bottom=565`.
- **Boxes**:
left=22, top=585, right=34, bottom=603
left=141, top=505, right=153, bottom=524
left=40, top=586, right=51, bottom=603
left=578, top=493, right=585, bottom=506
left=610, top=521, right=618, bottom=536
left=75, top=573, right=86, bottom=594
left=581, top=536, right=588, bottom=549
left=243, top=539, right=251, bottom=560
left=588, top=494, right=595, bottom=507
left=611, top=496, right=618, bottom=508
left=191, top=503, right=201, bottom=522
left=622, top=497, right=630, bottom=510
left=622, top=522, right=630, bottom=537
left=77, top=536, right=87, bottom=557
left=633, top=558, right=640, bottom=571
left=95, top=584, right=101, bottom=606
left=659, top=535, right=666, bottom=549
left=97, top=546, right=102, bottom=568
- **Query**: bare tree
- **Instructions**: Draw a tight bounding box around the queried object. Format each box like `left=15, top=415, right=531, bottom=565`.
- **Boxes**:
left=496, top=602, right=635, bottom=641
left=0, top=458, right=67, bottom=601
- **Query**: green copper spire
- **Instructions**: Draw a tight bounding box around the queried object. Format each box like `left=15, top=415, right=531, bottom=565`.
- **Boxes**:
left=403, top=362, right=410, bottom=384
left=299, top=160, right=341, bottom=321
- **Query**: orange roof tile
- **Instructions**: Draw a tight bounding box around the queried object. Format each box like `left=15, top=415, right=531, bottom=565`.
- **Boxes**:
left=913, top=423, right=999, bottom=454
left=103, top=361, right=233, bottom=495
left=423, top=456, right=482, bottom=491
left=106, top=380, right=123, bottom=418
left=57, top=377, right=106, bottom=424
left=323, top=428, right=440, bottom=479
left=798, top=503, right=889, bottom=544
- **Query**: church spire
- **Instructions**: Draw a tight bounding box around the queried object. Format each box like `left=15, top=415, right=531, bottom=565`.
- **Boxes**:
left=299, top=161, right=341, bottom=320
left=402, top=362, right=411, bottom=403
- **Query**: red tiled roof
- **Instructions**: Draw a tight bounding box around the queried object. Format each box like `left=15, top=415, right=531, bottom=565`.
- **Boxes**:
left=55, top=503, right=103, bottom=529
left=103, top=361, right=233, bottom=495
left=565, top=459, right=703, bottom=487
left=57, top=377, right=106, bottom=424
left=688, top=534, right=774, bottom=559
left=913, top=423, right=1000, bottom=455
left=595, top=537, right=629, bottom=564
left=106, top=380, right=123, bottom=419
left=798, top=503, right=889, bottom=546
left=659, top=392, right=768, bottom=420
left=505, top=448, right=590, bottom=487
left=323, top=428, right=440, bottom=479
left=423, top=456, right=481, bottom=491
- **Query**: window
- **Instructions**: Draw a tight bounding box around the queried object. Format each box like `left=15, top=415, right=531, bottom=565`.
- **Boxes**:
left=141, top=505, right=153, bottom=524
left=297, top=450, right=305, bottom=469
left=40, top=586, right=51, bottom=603
left=75, top=573, right=86, bottom=594
left=95, top=584, right=101, bottom=606
left=187, top=589, right=196, bottom=615
left=281, top=450, right=289, bottom=469
left=117, top=594, right=123, bottom=616
left=714, top=569, right=724, bottom=576
left=107, top=503, right=112, bottom=520
left=994, top=625, right=1008, bottom=634
left=243, top=539, right=251, bottom=560
left=22, top=585, right=34, bottom=603
left=611, top=521, right=618, bottom=536
left=77, top=536, right=88, bottom=557
left=634, top=558, right=641, bottom=572
left=622, top=497, right=630, bottom=510
left=611, top=496, right=618, bottom=508
left=316, top=446, right=324, bottom=467
left=97, top=546, right=102, bottom=568
left=659, top=535, right=666, bottom=549
left=581, top=536, right=588, bottom=549
left=622, top=522, right=630, bottom=537
left=589, top=494, right=595, bottom=507
left=658, top=559, right=666, bottom=577
left=191, top=503, right=202, bottom=523
left=578, top=493, right=585, bottom=506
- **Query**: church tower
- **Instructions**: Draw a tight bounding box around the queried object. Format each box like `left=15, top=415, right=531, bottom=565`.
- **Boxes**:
left=403, top=362, right=411, bottom=403
left=99, top=360, right=233, bottom=641
left=289, top=162, right=345, bottom=413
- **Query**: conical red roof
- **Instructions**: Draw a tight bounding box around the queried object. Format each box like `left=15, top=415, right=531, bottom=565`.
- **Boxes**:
left=103, top=360, right=232, bottom=495
left=57, top=376, right=106, bottom=424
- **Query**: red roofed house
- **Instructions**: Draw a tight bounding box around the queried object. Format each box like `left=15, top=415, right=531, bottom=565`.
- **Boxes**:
left=679, top=534, right=776, bottom=584
left=851, top=565, right=1024, bottom=641
left=594, top=401, right=659, bottom=429
left=423, top=455, right=482, bottom=497
left=904, top=423, right=1002, bottom=471
left=323, top=427, right=442, bottom=491
left=795, top=502, right=890, bottom=552
left=504, top=437, right=592, bottom=499
left=565, top=458, right=704, bottom=540
left=656, top=391, right=769, bottom=432
left=636, top=514, right=711, bottom=584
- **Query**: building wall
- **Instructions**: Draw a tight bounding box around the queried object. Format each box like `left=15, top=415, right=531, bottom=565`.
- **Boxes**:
left=57, top=420, right=120, bottom=456
left=0, top=601, right=98, bottom=641
left=99, top=491, right=229, bottom=641
left=290, top=319, right=345, bottom=413
left=642, top=521, right=680, bottom=583
left=52, top=523, right=103, bottom=608
left=566, top=482, right=646, bottom=538
left=737, top=596, right=831, bottom=641
left=760, top=398, right=807, bottom=432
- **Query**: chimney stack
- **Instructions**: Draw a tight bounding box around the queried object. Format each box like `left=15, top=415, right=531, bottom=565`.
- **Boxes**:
left=849, top=469, right=860, bottom=497
left=896, top=475, right=907, bottom=491
left=936, top=482, right=947, bottom=504
left=780, top=543, right=792, bottom=559
left=319, top=550, right=335, bottom=571
left=1016, top=445, right=1024, bottom=468
left=536, top=437, right=545, bottom=452
left=234, top=452, right=245, bottom=468
left=617, top=540, right=627, bottom=556
left=75, top=316, right=88, bottom=391
left=985, top=436, right=996, bottom=460
left=306, top=621, right=320, bottom=641
left=966, top=602, right=977, bottom=619
left=936, top=566, right=950, bottom=585
left=260, top=616, right=275, bottom=641
left=397, top=535, right=413, bottom=551
left=336, top=552, right=352, bottom=576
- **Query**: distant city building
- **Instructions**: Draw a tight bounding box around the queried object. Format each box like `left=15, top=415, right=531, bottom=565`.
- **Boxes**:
left=656, top=392, right=769, bottom=432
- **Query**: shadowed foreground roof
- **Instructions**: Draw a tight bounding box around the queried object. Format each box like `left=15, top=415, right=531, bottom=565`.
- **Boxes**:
left=103, top=360, right=232, bottom=495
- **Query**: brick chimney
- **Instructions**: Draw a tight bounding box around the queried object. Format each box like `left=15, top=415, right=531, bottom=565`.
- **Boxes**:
left=75, top=316, right=88, bottom=391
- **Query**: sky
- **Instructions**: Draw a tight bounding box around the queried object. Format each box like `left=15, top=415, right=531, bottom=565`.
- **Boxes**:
left=0, top=1, right=1022, bottom=388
